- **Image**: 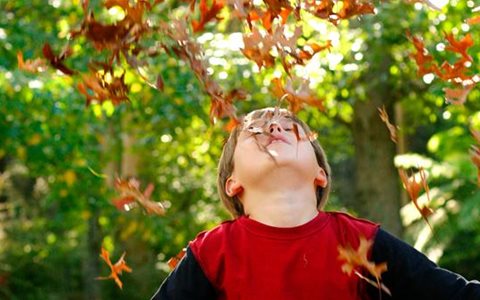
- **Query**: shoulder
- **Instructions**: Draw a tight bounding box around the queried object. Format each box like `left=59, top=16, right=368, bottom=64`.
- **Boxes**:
left=189, top=219, right=238, bottom=259
left=323, top=211, right=380, bottom=245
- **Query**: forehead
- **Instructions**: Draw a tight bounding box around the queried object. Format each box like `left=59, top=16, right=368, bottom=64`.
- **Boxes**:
left=242, top=108, right=294, bottom=129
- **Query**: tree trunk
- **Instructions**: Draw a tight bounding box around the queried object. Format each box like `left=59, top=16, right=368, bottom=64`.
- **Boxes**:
left=352, top=99, right=403, bottom=236
left=83, top=200, right=101, bottom=300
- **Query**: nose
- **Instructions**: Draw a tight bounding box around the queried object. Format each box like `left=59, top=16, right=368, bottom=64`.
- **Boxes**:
left=269, top=122, right=283, bottom=133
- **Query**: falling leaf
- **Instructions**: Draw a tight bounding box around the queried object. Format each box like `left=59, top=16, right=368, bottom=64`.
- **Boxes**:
left=377, top=105, right=398, bottom=143
left=398, top=168, right=434, bottom=230
left=271, top=76, right=324, bottom=113
left=443, top=85, right=474, bottom=105
left=338, top=237, right=390, bottom=295
left=17, top=52, right=48, bottom=73
left=167, top=248, right=187, bottom=270
left=42, top=43, right=75, bottom=75
left=192, top=0, right=225, bottom=33
left=407, top=31, right=439, bottom=77
left=97, top=247, right=132, bottom=289
left=113, top=178, right=165, bottom=215
left=444, top=32, right=474, bottom=62
left=466, top=15, right=480, bottom=25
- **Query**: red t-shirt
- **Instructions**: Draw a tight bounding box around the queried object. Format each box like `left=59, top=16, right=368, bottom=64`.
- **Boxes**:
left=189, top=211, right=379, bottom=300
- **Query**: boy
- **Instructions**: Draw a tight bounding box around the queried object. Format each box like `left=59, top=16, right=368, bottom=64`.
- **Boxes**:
left=152, top=107, right=480, bottom=299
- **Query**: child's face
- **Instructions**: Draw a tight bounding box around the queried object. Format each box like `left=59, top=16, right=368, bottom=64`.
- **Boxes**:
left=225, top=108, right=327, bottom=197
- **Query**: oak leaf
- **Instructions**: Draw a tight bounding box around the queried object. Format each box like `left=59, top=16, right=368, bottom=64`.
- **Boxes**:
left=378, top=105, right=398, bottom=143
left=113, top=178, right=165, bottom=215
left=17, top=52, right=48, bottom=73
left=338, top=237, right=390, bottom=295
left=97, top=247, right=132, bottom=289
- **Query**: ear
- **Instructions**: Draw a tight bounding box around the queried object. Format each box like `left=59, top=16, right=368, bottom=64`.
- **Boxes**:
left=225, top=176, right=244, bottom=197
left=314, top=168, right=328, bottom=188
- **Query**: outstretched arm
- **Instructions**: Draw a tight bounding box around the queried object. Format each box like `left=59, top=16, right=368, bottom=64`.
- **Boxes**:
left=151, top=247, right=217, bottom=300
left=369, top=228, right=480, bottom=300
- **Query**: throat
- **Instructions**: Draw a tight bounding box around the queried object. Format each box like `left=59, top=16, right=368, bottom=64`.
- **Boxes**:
left=243, top=191, right=319, bottom=228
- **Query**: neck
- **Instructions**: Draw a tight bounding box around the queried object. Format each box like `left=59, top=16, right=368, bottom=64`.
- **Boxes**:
left=241, top=186, right=319, bottom=227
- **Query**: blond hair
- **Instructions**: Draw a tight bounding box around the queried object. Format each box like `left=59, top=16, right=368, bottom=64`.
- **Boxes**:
left=217, top=108, right=331, bottom=218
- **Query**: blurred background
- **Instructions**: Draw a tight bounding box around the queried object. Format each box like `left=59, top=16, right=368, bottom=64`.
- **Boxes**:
left=1, top=0, right=479, bottom=299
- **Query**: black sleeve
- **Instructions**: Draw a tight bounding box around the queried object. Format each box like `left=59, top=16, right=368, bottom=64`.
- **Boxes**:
left=367, top=228, right=480, bottom=300
left=151, top=246, right=217, bottom=300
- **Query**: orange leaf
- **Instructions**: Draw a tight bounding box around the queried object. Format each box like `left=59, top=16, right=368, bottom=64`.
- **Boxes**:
left=17, top=52, right=48, bottom=73
left=466, top=15, right=480, bottom=25
left=167, top=248, right=187, bottom=270
left=97, top=247, right=132, bottom=289
left=398, top=168, right=434, bottom=230
left=444, top=32, right=474, bottom=62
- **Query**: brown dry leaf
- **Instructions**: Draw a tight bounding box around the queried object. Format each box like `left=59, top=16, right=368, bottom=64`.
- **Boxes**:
left=17, top=52, right=48, bottom=73
left=42, top=43, right=75, bottom=75
left=443, top=85, right=474, bottom=105
left=192, top=0, right=225, bottom=33
left=406, top=31, right=439, bottom=77
left=241, top=26, right=276, bottom=69
left=271, top=76, right=325, bottom=113
left=378, top=105, right=398, bottom=143
left=338, top=237, right=390, bottom=295
left=113, top=178, right=165, bottom=215
left=398, top=168, right=434, bottom=230
left=96, top=247, right=132, bottom=289
left=77, top=71, right=129, bottom=106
